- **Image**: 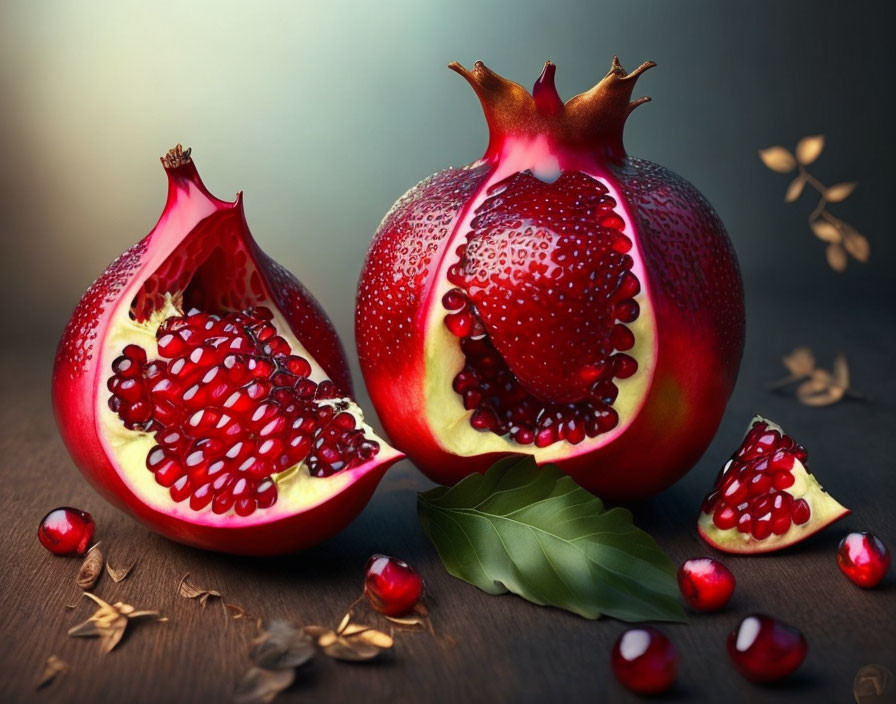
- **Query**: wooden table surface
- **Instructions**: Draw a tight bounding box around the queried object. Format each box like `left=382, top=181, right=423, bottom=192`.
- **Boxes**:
left=1, top=296, right=894, bottom=704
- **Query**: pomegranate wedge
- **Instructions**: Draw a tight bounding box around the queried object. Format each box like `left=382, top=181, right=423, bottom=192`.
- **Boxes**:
left=356, top=59, right=744, bottom=498
left=698, top=416, right=848, bottom=554
left=53, top=146, right=402, bottom=555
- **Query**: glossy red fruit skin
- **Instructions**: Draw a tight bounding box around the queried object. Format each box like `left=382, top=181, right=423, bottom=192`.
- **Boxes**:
left=837, top=532, right=890, bottom=588
left=38, top=507, right=95, bottom=556
left=727, top=614, right=807, bottom=683
left=356, top=61, right=744, bottom=500
left=611, top=627, right=679, bottom=695
left=364, top=554, right=424, bottom=616
left=50, top=152, right=398, bottom=555
left=677, top=557, right=735, bottom=611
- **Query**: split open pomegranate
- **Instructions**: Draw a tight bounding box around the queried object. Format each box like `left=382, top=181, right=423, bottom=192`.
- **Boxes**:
left=356, top=58, right=745, bottom=498
left=52, top=146, right=402, bottom=555
left=698, top=416, right=848, bottom=554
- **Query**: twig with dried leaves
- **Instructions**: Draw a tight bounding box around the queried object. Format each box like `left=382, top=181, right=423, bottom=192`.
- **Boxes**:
left=759, top=135, right=869, bottom=271
left=768, top=346, right=868, bottom=406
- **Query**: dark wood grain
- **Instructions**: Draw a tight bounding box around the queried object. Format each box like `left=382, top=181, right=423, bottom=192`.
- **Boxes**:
left=1, top=297, right=894, bottom=704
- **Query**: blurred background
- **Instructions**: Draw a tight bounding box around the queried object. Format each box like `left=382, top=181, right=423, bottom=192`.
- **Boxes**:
left=0, top=0, right=893, bottom=396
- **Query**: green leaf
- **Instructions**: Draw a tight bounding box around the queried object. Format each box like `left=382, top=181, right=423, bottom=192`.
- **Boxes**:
left=417, top=457, right=685, bottom=622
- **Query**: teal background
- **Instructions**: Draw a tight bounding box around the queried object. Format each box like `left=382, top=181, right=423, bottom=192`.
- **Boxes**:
left=0, top=0, right=892, bottom=388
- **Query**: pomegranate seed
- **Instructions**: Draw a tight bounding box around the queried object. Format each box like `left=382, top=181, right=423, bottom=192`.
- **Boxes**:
left=364, top=555, right=424, bottom=616
left=37, top=507, right=95, bottom=556
left=677, top=558, right=735, bottom=612
left=611, top=627, right=679, bottom=695
left=837, top=532, right=890, bottom=588
left=727, top=614, right=807, bottom=682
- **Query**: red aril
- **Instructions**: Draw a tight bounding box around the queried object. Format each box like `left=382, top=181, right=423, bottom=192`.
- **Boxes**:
left=677, top=557, right=735, bottom=611
left=698, top=416, right=848, bottom=553
left=727, top=614, right=807, bottom=683
left=53, top=146, right=403, bottom=555
left=363, top=554, right=424, bottom=616
left=37, top=507, right=95, bottom=556
left=356, top=58, right=744, bottom=498
left=837, top=532, right=890, bottom=588
left=611, top=627, right=679, bottom=694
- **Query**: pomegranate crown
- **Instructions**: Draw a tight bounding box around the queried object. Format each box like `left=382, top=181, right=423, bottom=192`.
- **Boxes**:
left=449, top=56, right=655, bottom=162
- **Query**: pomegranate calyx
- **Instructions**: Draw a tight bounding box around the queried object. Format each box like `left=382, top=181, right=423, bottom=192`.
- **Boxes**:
left=160, top=144, right=193, bottom=169
left=450, top=56, right=655, bottom=164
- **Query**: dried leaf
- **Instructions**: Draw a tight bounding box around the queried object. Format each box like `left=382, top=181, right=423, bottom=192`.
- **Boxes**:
left=76, top=544, right=104, bottom=590
left=250, top=621, right=314, bottom=670
left=785, top=175, right=806, bottom=202
left=826, top=243, right=848, bottom=271
left=225, top=603, right=246, bottom=619
left=833, top=354, right=850, bottom=389
left=36, top=656, right=69, bottom=689
left=336, top=612, right=351, bottom=635
left=782, top=347, right=816, bottom=377
left=321, top=637, right=383, bottom=662
left=796, top=135, right=824, bottom=165
left=811, top=220, right=841, bottom=243
left=233, top=666, right=295, bottom=704
left=316, top=630, right=339, bottom=648
left=796, top=369, right=846, bottom=406
left=825, top=182, right=857, bottom=202
left=385, top=613, right=427, bottom=630
left=106, top=558, right=137, bottom=583
left=302, top=625, right=331, bottom=638
left=179, top=574, right=221, bottom=608
left=843, top=231, right=870, bottom=262
left=758, top=146, right=797, bottom=173
left=68, top=592, right=165, bottom=653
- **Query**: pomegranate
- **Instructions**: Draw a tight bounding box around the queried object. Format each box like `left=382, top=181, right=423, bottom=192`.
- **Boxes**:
left=356, top=58, right=744, bottom=498
left=52, top=146, right=402, bottom=555
left=611, top=627, right=679, bottom=695
left=677, top=557, right=735, bottom=612
left=38, top=507, right=95, bottom=556
left=837, top=532, right=890, bottom=588
left=698, top=416, right=848, bottom=553
left=363, top=554, right=424, bottom=616
left=727, top=614, right=807, bottom=683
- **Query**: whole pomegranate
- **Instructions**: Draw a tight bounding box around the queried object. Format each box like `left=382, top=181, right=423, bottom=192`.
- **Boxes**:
left=356, top=58, right=744, bottom=497
left=52, top=146, right=402, bottom=555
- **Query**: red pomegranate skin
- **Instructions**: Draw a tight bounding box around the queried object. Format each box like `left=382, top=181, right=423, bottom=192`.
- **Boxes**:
left=52, top=155, right=393, bottom=555
left=356, top=59, right=744, bottom=498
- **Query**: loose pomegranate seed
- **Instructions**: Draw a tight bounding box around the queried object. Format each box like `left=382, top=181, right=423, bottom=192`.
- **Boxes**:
left=837, top=532, right=890, bottom=588
left=727, top=614, right=807, bottom=682
left=677, top=557, right=735, bottom=611
left=442, top=173, right=640, bottom=448
left=37, top=507, right=95, bottom=556
left=611, top=627, right=679, bottom=695
left=106, top=306, right=380, bottom=516
left=364, top=554, right=424, bottom=616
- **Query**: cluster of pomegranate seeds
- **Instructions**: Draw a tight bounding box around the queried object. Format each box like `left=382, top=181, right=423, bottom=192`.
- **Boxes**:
left=441, top=173, right=640, bottom=447
left=107, top=306, right=379, bottom=516
left=37, top=507, right=95, bottom=556
left=702, top=421, right=811, bottom=540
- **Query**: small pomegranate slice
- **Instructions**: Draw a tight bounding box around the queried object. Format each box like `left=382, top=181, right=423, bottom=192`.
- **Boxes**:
left=837, top=532, right=890, bottom=588
left=364, top=554, right=424, bottom=616
left=727, top=614, right=807, bottom=682
left=677, top=557, right=735, bottom=612
left=53, top=146, right=403, bottom=555
left=697, top=416, right=848, bottom=554
left=37, top=507, right=95, bottom=556
left=611, top=627, right=679, bottom=695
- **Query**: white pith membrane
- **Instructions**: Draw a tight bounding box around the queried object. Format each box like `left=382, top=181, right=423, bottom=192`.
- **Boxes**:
left=697, top=416, right=848, bottom=554
left=95, top=184, right=398, bottom=527
left=422, top=139, right=657, bottom=461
